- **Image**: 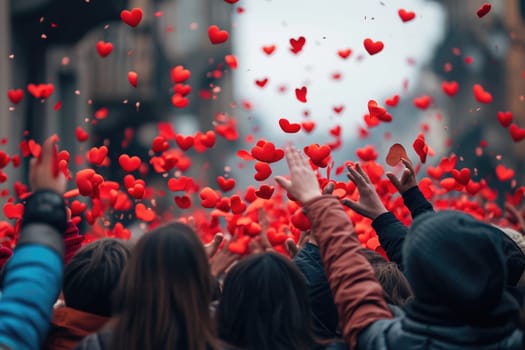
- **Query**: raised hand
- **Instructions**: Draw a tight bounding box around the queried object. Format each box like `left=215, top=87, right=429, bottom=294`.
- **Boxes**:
left=386, top=158, right=417, bottom=195
left=342, top=163, right=388, bottom=220
left=210, top=241, right=240, bottom=277
left=275, top=147, right=321, bottom=204
left=29, top=137, right=67, bottom=194
left=204, top=233, right=224, bottom=258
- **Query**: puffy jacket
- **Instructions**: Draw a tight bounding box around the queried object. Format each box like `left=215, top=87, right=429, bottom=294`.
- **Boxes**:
left=0, top=190, right=67, bottom=350
left=304, top=195, right=523, bottom=350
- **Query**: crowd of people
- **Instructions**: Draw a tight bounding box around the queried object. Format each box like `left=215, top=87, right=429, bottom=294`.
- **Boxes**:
left=0, top=137, right=524, bottom=350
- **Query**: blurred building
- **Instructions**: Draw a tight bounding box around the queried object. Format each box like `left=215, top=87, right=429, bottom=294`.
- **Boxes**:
left=1, top=0, right=234, bottom=219
left=431, top=0, right=525, bottom=193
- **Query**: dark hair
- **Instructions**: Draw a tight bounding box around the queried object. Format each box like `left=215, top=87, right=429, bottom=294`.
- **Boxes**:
left=374, top=262, right=413, bottom=306
left=63, top=238, right=131, bottom=317
left=361, top=249, right=412, bottom=306
left=217, top=252, right=318, bottom=350
left=360, top=248, right=388, bottom=268
left=111, top=222, right=216, bottom=350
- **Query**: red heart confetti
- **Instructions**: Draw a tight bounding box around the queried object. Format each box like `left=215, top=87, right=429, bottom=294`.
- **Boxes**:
left=96, top=41, right=113, bottom=58
left=496, top=164, right=514, bottom=181
left=441, top=81, right=459, bottom=97
left=338, top=48, right=352, bottom=59
left=473, top=84, right=492, bottom=104
left=385, top=143, right=409, bottom=166
left=120, top=8, right=143, bottom=27
left=289, top=36, right=306, bottom=54
left=363, top=38, right=384, bottom=55
left=497, top=111, right=513, bottom=128
left=208, top=25, right=229, bottom=44
left=295, top=86, right=307, bottom=103
left=7, top=89, right=24, bottom=104
left=263, top=45, right=276, bottom=55
left=398, top=9, right=416, bottom=22
left=127, top=71, right=138, bottom=88
left=477, top=3, right=491, bottom=18
left=509, top=124, right=525, bottom=142
left=278, top=118, right=301, bottom=133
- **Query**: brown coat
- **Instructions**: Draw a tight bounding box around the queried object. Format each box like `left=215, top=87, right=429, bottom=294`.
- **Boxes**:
left=44, top=307, right=109, bottom=350
left=304, top=195, right=393, bottom=348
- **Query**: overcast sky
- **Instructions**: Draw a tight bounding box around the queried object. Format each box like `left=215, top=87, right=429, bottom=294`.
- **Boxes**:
left=231, top=0, right=446, bottom=143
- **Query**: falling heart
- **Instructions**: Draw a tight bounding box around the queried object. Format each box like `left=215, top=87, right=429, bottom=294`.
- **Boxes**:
left=497, top=111, right=513, bottom=128
left=279, top=118, right=301, bottom=133
left=7, top=89, right=24, bottom=104
left=398, top=9, right=416, bottom=22
left=96, top=41, right=113, bottom=57
left=295, top=86, right=307, bottom=103
left=363, top=38, right=384, bottom=55
left=473, top=84, right=492, bottom=104
left=120, top=8, right=143, bottom=27
left=477, top=3, right=491, bottom=18
left=208, top=25, right=229, bottom=44
left=290, top=36, right=306, bottom=54
left=442, top=81, right=459, bottom=96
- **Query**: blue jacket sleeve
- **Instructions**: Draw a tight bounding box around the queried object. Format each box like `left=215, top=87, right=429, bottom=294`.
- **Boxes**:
left=401, top=186, right=434, bottom=218
left=0, top=244, right=63, bottom=350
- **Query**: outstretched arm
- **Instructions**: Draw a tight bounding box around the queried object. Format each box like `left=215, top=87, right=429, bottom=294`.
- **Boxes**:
left=276, top=148, right=392, bottom=348
left=0, top=138, right=67, bottom=350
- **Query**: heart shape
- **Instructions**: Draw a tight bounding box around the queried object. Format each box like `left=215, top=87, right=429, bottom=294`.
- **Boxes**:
left=255, top=185, right=274, bottom=200
left=175, top=134, right=194, bottom=150
left=413, top=134, right=429, bottom=163
left=413, top=95, right=431, bottom=110
left=171, top=65, right=191, bottom=83
left=7, top=89, right=24, bottom=104
left=301, top=120, right=316, bottom=133
left=75, top=127, right=89, bottom=142
left=172, top=94, right=189, bottom=108
left=251, top=141, right=284, bottom=163
left=356, top=145, right=378, bottom=162
left=497, top=111, right=513, bottom=128
left=385, top=143, right=408, bottom=166
left=255, top=78, right=268, bottom=88
left=263, top=45, right=276, bottom=55
left=363, top=38, right=384, bottom=55
left=451, top=168, right=471, bottom=186
left=289, top=36, right=306, bottom=54
left=135, top=203, right=156, bottom=222
left=495, top=164, right=514, bottom=181
left=295, top=86, right=307, bottom=103
left=398, top=9, right=416, bottom=22
left=208, top=25, right=229, bottom=44
left=96, top=41, right=113, bottom=57
left=87, top=146, right=108, bottom=165
left=473, top=84, right=492, bottom=104
left=3, top=202, right=23, bottom=220
left=442, top=81, right=459, bottom=96
left=217, top=176, right=235, bottom=192
left=27, top=83, right=54, bottom=99
left=120, top=8, right=143, bottom=27
left=119, top=154, right=142, bottom=172
left=225, top=54, right=238, bottom=69
left=337, top=48, right=352, bottom=59
left=151, top=136, right=169, bottom=153
left=230, top=195, right=246, bottom=214
left=279, top=118, right=301, bottom=133
left=509, top=124, right=525, bottom=142
left=200, top=187, right=220, bottom=208
left=304, top=144, right=331, bottom=168
left=254, top=162, right=272, bottom=181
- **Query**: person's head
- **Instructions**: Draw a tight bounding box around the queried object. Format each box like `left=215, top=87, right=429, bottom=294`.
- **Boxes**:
left=63, top=238, right=131, bottom=317
left=374, top=262, right=413, bottom=306
left=403, top=211, right=519, bottom=324
left=495, top=227, right=525, bottom=287
left=218, top=252, right=317, bottom=350
left=111, top=222, right=215, bottom=350
left=360, top=248, right=412, bottom=306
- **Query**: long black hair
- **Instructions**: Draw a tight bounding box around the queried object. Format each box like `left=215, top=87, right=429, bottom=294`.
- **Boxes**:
left=217, top=252, right=318, bottom=350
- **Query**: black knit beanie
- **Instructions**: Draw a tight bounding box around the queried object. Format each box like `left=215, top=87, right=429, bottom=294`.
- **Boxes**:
left=403, top=211, right=506, bottom=313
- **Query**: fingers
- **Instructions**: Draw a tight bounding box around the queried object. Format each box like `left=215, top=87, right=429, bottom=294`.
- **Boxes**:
left=40, top=137, right=56, bottom=167
left=355, top=163, right=372, bottom=184
left=341, top=198, right=363, bottom=213
left=205, top=232, right=224, bottom=258
left=285, top=238, right=299, bottom=258
left=323, top=182, right=334, bottom=195
left=386, top=172, right=401, bottom=189
left=401, top=158, right=415, bottom=176
left=275, top=176, right=292, bottom=191
left=347, top=164, right=367, bottom=188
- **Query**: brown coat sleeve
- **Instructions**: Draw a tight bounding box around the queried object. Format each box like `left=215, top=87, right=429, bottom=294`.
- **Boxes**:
left=304, top=195, right=393, bottom=348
